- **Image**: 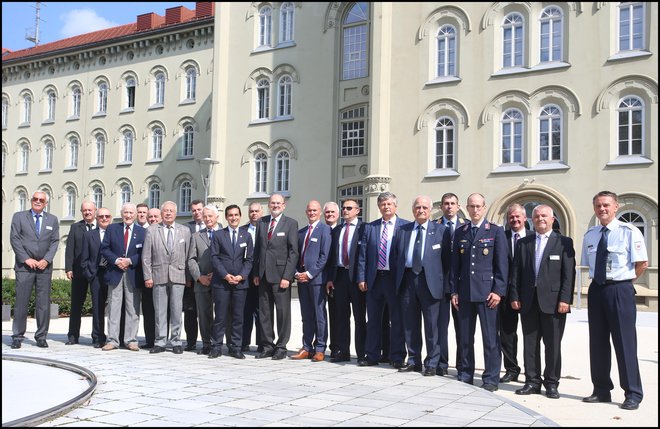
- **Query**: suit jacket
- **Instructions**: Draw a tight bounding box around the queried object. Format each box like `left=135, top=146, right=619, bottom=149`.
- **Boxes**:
left=358, top=216, right=410, bottom=286
left=210, top=226, right=254, bottom=289
left=101, top=222, right=146, bottom=288
left=187, top=228, right=216, bottom=284
left=449, top=220, right=508, bottom=301
left=187, top=219, right=223, bottom=234
left=65, top=220, right=90, bottom=276
left=393, top=221, right=449, bottom=298
left=326, top=220, right=364, bottom=283
left=504, top=228, right=532, bottom=296
left=439, top=216, right=465, bottom=279
left=509, top=231, right=576, bottom=315
left=297, top=222, right=332, bottom=286
left=254, top=215, right=299, bottom=284
left=10, top=210, right=60, bottom=272
left=81, top=228, right=107, bottom=282
left=142, top=222, right=191, bottom=285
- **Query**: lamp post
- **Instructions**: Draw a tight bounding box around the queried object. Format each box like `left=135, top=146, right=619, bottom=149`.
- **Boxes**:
left=196, top=157, right=219, bottom=205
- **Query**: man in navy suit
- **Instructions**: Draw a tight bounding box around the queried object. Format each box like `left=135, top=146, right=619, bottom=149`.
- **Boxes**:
left=393, top=196, right=449, bottom=376
left=209, top=204, right=253, bottom=359
left=242, top=202, right=263, bottom=353
left=326, top=199, right=365, bottom=363
left=291, top=200, right=332, bottom=362
left=510, top=205, right=575, bottom=399
left=357, top=191, right=409, bottom=367
left=100, top=203, right=146, bottom=351
left=450, top=193, right=508, bottom=391
left=322, top=201, right=341, bottom=359
left=80, top=207, right=113, bottom=348
left=10, top=190, right=60, bottom=349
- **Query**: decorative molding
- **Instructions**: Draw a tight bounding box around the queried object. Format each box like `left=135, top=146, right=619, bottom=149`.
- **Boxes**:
left=416, top=98, right=470, bottom=131
left=596, top=75, right=658, bottom=114
left=363, top=175, right=391, bottom=195
left=417, top=5, right=471, bottom=41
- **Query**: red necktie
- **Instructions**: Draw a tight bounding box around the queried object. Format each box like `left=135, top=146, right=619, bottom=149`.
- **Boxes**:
left=267, top=218, right=276, bottom=240
left=301, top=225, right=313, bottom=264
left=342, top=223, right=351, bottom=267
left=124, top=225, right=130, bottom=252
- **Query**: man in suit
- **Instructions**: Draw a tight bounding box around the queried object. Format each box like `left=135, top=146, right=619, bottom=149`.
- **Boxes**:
left=10, top=190, right=60, bottom=349
left=139, top=207, right=161, bottom=349
left=509, top=204, right=575, bottom=399
left=136, top=203, right=149, bottom=228
left=187, top=204, right=222, bottom=355
left=209, top=204, right=254, bottom=359
left=326, top=199, right=365, bottom=363
left=100, top=203, right=145, bottom=351
left=147, top=208, right=162, bottom=224
left=499, top=203, right=531, bottom=383
left=323, top=201, right=341, bottom=359
left=291, top=200, right=332, bottom=362
left=253, top=193, right=299, bottom=360
left=450, top=193, right=508, bottom=392
left=436, top=192, right=465, bottom=377
left=183, top=199, right=205, bottom=351
left=80, top=207, right=113, bottom=348
left=242, top=202, right=263, bottom=353
left=143, top=201, right=191, bottom=354
left=64, top=200, right=97, bottom=345
left=357, top=191, right=409, bottom=367
left=393, top=196, right=449, bottom=376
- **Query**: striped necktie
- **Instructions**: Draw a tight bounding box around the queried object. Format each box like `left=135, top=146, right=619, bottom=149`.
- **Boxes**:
left=378, top=220, right=390, bottom=269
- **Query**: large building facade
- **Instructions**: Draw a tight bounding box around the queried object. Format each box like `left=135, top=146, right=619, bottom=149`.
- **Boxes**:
left=2, top=2, right=658, bottom=310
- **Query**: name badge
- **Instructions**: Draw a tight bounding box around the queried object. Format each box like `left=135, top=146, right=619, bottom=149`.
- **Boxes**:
left=135, top=244, right=143, bottom=248
left=239, top=242, right=247, bottom=248
left=310, top=237, right=318, bottom=242
left=277, top=232, right=285, bottom=237
left=550, top=255, right=560, bottom=260
left=46, top=226, right=53, bottom=230
left=432, top=244, right=441, bottom=250
left=179, top=238, right=185, bottom=243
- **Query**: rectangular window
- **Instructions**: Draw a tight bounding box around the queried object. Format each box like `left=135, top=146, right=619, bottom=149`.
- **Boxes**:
left=342, top=25, right=368, bottom=80
left=340, top=106, right=367, bottom=157
left=619, top=3, right=644, bottom=51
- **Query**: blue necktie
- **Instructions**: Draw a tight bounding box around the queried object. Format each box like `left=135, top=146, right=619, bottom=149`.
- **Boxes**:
left=594, top=227, right=609, bottom=284
left=35, top=214, right=41, bottom=238
left=232, top=229, right=237, bottom=247
left=412, top=224, right=424, bottom=275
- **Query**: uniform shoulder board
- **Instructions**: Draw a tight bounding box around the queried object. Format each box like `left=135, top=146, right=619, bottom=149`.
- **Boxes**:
left=619, top=223, right=634, bottom=230
left=462, top=223, right=470, bottom=231
left=584, top=225, right=599, bottom=236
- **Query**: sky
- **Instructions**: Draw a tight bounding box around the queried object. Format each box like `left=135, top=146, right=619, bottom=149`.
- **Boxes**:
left=2, top=2, right=197, bottom=52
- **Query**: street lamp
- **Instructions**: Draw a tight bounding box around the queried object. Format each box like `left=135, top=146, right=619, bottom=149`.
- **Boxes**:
left=196, top=157, right=219, bottom=205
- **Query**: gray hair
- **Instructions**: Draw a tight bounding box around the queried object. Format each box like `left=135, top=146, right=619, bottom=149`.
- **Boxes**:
left=377, top=191, right=398, bottom=206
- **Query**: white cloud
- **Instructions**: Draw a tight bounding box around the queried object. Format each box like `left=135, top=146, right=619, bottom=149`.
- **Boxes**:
left=59, top=9, right=119, bottom=39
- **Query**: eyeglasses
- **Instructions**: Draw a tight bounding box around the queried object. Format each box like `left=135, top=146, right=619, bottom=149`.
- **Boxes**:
left=32, top=197, right=46, bottom=203
left=97, top=215, right=112, bottom=219
left=342, top=207, right=357, bottom=211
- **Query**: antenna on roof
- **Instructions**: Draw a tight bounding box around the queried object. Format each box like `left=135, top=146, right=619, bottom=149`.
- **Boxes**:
left=25, top=2, right=46, bottom=47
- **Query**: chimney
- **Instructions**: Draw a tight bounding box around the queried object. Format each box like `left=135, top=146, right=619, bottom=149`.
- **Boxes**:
left=165, top=6, right=183, bottom=24
left=137, top=12, right=164, bottom=31
left=195, top=2, right=215, bottom=19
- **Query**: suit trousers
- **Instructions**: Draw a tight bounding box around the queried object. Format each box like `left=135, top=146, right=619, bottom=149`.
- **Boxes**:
left=67, top=276, right=92, bottom=340
left=499, top=298, right=521, bottom=376
left=141, top=286, right=156, bottom=346
left=106, top=273, right=141, bottom=347
left=298, top=282, right=328, bottom=352
left=153, top=282, right=185, bottom=347
left=258, top=281, right=292, bottom=353
left=195, top=284, right=214, bottom=348
left=183, top=286, right=198, bottom=347
left=520, top=290, right=566, bottom=388
left=327, top=292, right=339, bottom=354
left=458, top=300, right=502, bottom=386
left=242, top=280, right=263, bottom=348
left=365, top=271, right=406, bottom=363
left=212, top=283, right=247, bottom=351
left=12, top=269, right=52, bottom=341
left=435, top=296, right=451, bottom=371
left=333, top=268, right=366, bottom=360
left=89, top=271, right=108, bottom=344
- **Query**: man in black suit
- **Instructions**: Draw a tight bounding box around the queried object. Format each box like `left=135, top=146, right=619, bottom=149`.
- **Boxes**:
left=510, top=205, right=575, bottom=399
left=242, top=202, right=264, bottom=353
left=253, top=193, right=299, bottom=360
left=499, top=203, right=531, bottom=383
left=183, top=199, right=206, bottom=351
left=65, top=200, right=97, bottom=345
left=323, top=201, right=341, bottom=359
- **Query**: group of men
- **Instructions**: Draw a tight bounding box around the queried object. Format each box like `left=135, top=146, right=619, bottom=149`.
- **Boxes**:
left=9, top=189, right=648, bottom=411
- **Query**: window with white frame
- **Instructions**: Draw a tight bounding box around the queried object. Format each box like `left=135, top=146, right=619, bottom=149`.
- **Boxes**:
left=92, top=185, right=103, bottom=209
left=617, top=96, right=643, bottom=156
left=151, top=127, right=163, bottom=160
left=435, top=117, right=455, bottom=169
left=120, top=183, right=132, bottom=206
left=97, top=82, right=108, bottom=114
left=502, top=13, right=524, bottom=68
left=280, top=2, right=295, bottom=43
left=257, top=78, right=270, bottom=119
left=258, top=5, right=272, bottom=47
left=19, top=143, right=29, bottom=172
left=2, top=96, right=8, bottom=128
left=339, top=185, right=364, bottom=221
left=185, top=67, right=197, bottom=101
left=539, top=6, right=563, bottom=62
left=340, top=106, right=367, bottom=157
left=46, top=90, right=56, bottom=121
left=501, top=108, right=524, bottom=164
left=275, top=151, right=290, bottom=192
left=154, top=72, right=165, bottom=105
left=254, top=152, right=268, bottom=193
left=539, top=105, right=562, bottom=161
left=18, top=190, right=27, bottom=211
left=122, top=130, right=133, bottom=163
left=436, top=25, right=456, bottom=77
left=126, top=78, right=136, bottom=109
left=618, top=210, right=646, bottom=236
left=95, top=134, right=105, bottom=166
left=149, top=183, right=161, bottom=208
left=179, top=181, right=192, bottom=212
left=68, top=137, right=79, bottom=168
left=66, top=187, right=76, bottom=218
left=618, top=2, right=645, bottom=52
left=342, top=2, right=369, bottom=80
left=71, top=86, right=81, bottom=118
left=182, top=124, right=194, bottom=157
left=2, top=145, right=6, bottom=176
left=277, top=75, right=292, bottom=117
left=43, top=140, right=54, bottom=170
left=42, top=189, right=52, bottom=212
left=22, top=94, right=32, bottom=124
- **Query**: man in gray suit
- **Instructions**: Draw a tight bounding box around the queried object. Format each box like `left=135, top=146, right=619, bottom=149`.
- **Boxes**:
left=253, top=193, right=299, bottom=360
left=10, top=190, right=60, bottom=349
left=143, top=201, right=191, bottom=354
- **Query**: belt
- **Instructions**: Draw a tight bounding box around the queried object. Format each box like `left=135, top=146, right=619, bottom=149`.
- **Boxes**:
left=376, top=270, right=391, bottom=276
left=598, top=279, right=632, bottom=285
left=337, top=266, right=349, bottom=271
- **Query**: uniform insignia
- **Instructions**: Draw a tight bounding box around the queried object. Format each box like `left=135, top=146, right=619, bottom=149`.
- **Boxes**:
left=485, top=223, right=491, bottom=230
left=460, top=248, right=465, bottom=254
left=483, top=248, right=489, bottom=255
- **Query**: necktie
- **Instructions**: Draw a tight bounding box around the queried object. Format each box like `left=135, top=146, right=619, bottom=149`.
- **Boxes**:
left=378, top=221, right=389, bottom=269
left=208, top=229, right=214, bottom=242
left=267, top=218, right=276, bottom=240
left=447, top=220, right=454, bottom=237
left=167, top=226, right=174, bottom=253
left=594, top=227, right=609, bottom=284
left=301, top=225, right=312, bottom=264
left=470, top=225, right=478, bottom=241
left=86, top=223, right=92, bottom=231
left=341, top=223, right=351, bottom=267
left=513, top=232, right=520, bottom=256
left=535, top=234, right=545, bottom=282
left=124, top=225, right=130, bottom=252
left=412, top=224, right=424, bottom=275
left=35, top=214, right=41, bottom=238
left=232, top=229, right=237, bottom=247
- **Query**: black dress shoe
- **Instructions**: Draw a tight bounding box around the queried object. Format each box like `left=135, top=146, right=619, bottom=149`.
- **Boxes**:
left=93, top=342, right=103, bottom=348
left=241, top=345, right=250, bottom=352
left=139, top=344, right=154, bottom=349
left=481, top=383, right=499, bottom=392
left=545, top=386, right=560, bottom=399
left=200, top=346, right=212, bottom=355
left=582, top=393, right=612, bottom=403
left=330, top=353, right=350, bottom=363
left=499, top=372, right=519, bottom=383
left=330, top=350, right=340, bottom=359
left=515, top=384, right=541, bottom=395
left=272, top=350, right=287, bottom=360
left=150, top=346, right=166, bottom=354
left=230, top=350, right=246, bottom=359
left=391, top=361, right=405, bottom=369
left=11, top=339, right=21, bottom=349
left=380, top=356, right=391, bottom=364
left=36, top=339, right=49, bottom=348
left=423, top=368, right=436, bottom=376
left=620, top=399, right=640, bottom=410
left=398, top=363, right=422, bottom=372
left=208, top=348, right=222, bottom=359
left=257, top=346, right=264, bottom=353
left=172, top=346, right=183, bottom=354
left=255, top=350, right=275, bottom=359
left=184, top=344, right=196, bottom=352
left=358, top=360, right=379, bottom=367
left=436, top=367, right=448, bottom=376
left=65, top=337, right=78, bottom=345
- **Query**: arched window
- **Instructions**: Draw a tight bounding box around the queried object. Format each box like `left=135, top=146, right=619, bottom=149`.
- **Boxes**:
left=435, top=117, right=455, bottom=169
left=71, top=86, right=82, bottom=118
left=501, top=109, right=524, bottom=164
left=185, top=67, right=197, bottom=101
left=93, top=186, right=103, bottom=209
left=43, top=140, right=54, bottom=170
left=151, top=127, right=163, bottom=160
left=275, top=151, right=290, bottom=192
left=617, top=96, right=643, bottom=156
left=122, top=130, right=134, bottom=163
left=502, top=13, right=524, bottom=67
left=618, top=2, right=645, bottom=51
left=255, top=152, right=268, bottom=193
left=68, top=137, right=79, bottom=168
left=436, top=25, right=456, bottom=77
left=149, top=183, right=161, bottom=209
left=42, top=189, right=52, bottom=213
left=277, top=75, right=292, bottom=117
left=258, top=5, right=272, bottom=47
left=126, top=77, right=136, bottom=109
left=22, top=94, right=32, bottom=124
left=182, top=125, right=194, bottom=157
left=19, top=143, right=29, bottom=172
left=342, top=2, right=369, bottom=80
left=97, top=82, right=108, bottom=113
left=95, top=134, right=105, bottom=166
left=539, top=6, right=563, bottom=62
left=46, top=91, right=56, bottom=121
left=257, top=78, right=270, bottom=119
left=179, top=181, right=192, bottom=212
left=618, top=211, right=646, bottom=236
left=2, top=145, right=6, bottom=175
left=154, top=72, right=165, bottom=105
left=280, top=2, right=295, bottom=42
left=66, top=186, right=77, bottom=218
left=18, top=190, right=28, bottom=211
left=539, top=105, right=562, bottom=161
left=2, top=96, right=8, bottom=128
left=120, top=183, right=132, bottom=206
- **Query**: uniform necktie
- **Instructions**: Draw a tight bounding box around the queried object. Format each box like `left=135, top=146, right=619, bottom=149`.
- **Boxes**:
left=513, top=232, right=520, bottom=256
left=232, top=229, right=237, bottom=247
left=124, top=225, right=130, bottom=252
left=594, top=226, right=609, bottom=284
left=470, top=225, right=478, bottom=242
left=341, top=223, right=351, bottom=267
left=378, top=220, right=390, bottom=269
left=267, top=218, right=276, bottom=240
left=301, top=225, right=312, bottom=264
left=167, top=226, right=174, bottom=253
left=35, top=214, right=41, bottom=238
left=412, top=224, right=424, bottom=275
left=447, top=220, right=453, bottom=237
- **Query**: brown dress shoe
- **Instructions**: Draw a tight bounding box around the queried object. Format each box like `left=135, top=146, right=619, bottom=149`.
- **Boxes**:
left=290, top=349, right=311, bottom=359
left=311, top=352, right=325, bottom=362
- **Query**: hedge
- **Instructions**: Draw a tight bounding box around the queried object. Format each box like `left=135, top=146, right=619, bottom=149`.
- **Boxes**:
left=2, top=277, right=93, bottom=317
